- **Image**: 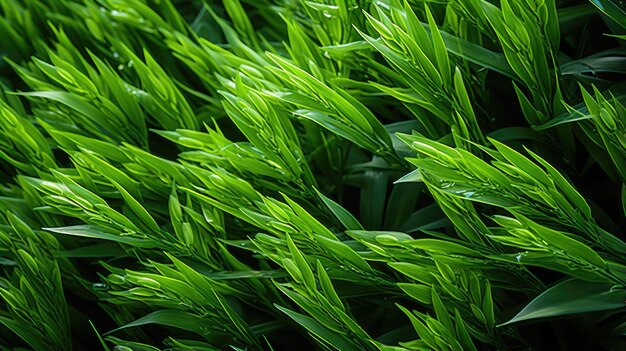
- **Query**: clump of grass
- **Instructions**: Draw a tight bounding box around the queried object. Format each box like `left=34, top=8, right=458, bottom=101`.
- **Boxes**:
left=0, top=0, right=625, bottom=350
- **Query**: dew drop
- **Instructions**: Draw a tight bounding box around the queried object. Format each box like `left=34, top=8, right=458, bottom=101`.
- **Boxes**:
left=92, top=283, right=108, bottom=290
left=440, top=182, right=456, bottom=189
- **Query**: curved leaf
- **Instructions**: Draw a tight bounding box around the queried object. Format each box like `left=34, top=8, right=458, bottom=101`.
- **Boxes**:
left=501, top=278, right=626, bottom=325
left=106, top=310, right=212, bottom=338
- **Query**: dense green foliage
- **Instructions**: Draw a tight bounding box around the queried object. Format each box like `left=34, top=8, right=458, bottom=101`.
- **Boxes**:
left=0, top=0, right=625, bottom=350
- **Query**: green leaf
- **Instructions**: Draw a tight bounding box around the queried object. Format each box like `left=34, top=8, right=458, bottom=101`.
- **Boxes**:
left=89, top=321, right=112, bottom=351
left=501, top=279, right=626, bottom=325
left=315, top=189, right=363, bottom=230
left=274, top=305, right=359, bottom=351
left=590, top=0, right=626, bottom=30
left=44, top=225, right=161, bottom=248
left=106, top=310, right=213, bottom=338
left=394, top=169, right=423, bottom=184
left=17, top=91, right=116, bottom=133
left=433, top=25, right=516, bottom=79
left=407, top=239, right=483, bottom=258
left=315, top=235, right=373, bottom=273
left=398, top=283, right=432, bottom=305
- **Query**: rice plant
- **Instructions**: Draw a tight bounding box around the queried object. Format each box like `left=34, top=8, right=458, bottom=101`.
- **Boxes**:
left=0, top=0, right=625, bottom=350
